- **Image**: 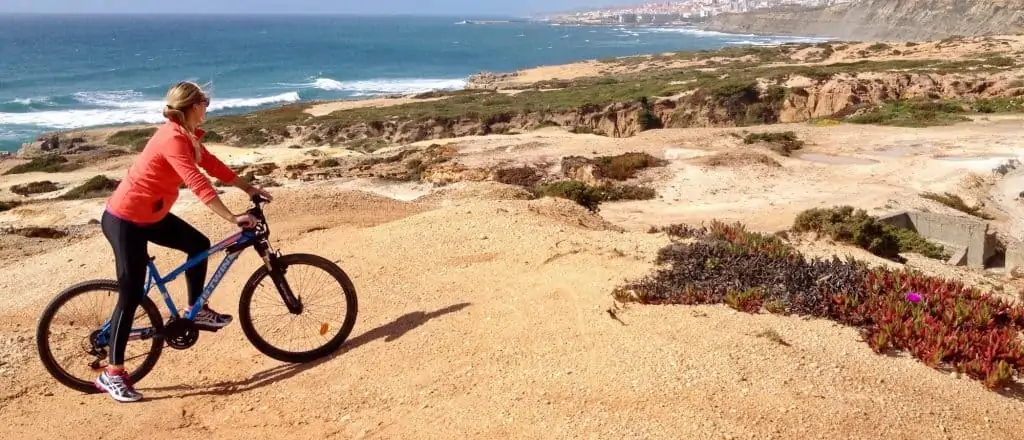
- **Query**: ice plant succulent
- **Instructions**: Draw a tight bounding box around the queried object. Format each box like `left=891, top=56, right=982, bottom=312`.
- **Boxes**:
left=617, top=220, right=1024, bottom=391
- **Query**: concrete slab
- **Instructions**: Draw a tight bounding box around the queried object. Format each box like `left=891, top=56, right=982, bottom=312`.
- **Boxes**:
left=878, top=210, right=997, bottom=269
left=947, top=246, right=969, bottom=267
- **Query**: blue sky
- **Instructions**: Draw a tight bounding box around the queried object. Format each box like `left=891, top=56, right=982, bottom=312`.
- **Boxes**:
left=0, top=0, right=624, bottom=16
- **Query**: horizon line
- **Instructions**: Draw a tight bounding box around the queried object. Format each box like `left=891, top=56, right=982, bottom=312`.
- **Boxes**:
left=0, top=11, right=549, bottom=18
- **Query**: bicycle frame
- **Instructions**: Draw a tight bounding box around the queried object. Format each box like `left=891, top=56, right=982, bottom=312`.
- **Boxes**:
left=93, top=228, right=258, bottom=346
left=152, top=229, right=257, bottom=319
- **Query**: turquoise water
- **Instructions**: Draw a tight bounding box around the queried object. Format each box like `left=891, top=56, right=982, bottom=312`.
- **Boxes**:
left=0, top=14, right=825, bottom=151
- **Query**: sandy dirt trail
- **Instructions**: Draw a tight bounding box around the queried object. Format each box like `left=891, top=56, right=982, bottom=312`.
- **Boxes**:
left=5, top=115, right=1024, bottom=438
left=1, top=184, right=1023, bottom=440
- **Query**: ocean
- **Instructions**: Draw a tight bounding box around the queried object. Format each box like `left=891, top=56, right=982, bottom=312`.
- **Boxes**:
left=0, top=14, right=826, bottom=152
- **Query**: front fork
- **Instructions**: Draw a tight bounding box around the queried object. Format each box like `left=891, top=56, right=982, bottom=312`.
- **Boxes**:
left=256, top=240, right=303, bottom=315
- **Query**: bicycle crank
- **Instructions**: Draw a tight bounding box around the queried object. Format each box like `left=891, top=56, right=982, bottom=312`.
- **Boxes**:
left=163, top=318, right=199, bottom=349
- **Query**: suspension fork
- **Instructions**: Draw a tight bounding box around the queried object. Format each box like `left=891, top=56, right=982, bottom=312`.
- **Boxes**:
left=255, top=239, right=303, bottom=314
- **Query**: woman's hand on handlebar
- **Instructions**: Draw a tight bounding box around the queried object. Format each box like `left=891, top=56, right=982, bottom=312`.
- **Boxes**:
left=235, top=213, right=259, bottom=229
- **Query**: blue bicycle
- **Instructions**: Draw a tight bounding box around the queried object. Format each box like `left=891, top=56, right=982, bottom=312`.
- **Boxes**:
left=35, top=194, right=358, bottom=393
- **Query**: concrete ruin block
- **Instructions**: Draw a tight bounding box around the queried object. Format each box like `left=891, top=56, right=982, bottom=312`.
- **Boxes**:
left=877, top=210, right=995, bottom=269
left=946, top=246, right=969, bottom=267
left=1004, top=245, right=1024, bottom=274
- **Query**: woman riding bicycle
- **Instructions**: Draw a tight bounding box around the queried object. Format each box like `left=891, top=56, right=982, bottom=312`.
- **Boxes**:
left=96, top=81, right=272, bottom=402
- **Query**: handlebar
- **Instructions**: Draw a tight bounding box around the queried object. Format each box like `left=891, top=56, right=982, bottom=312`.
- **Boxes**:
left=236, top=193, right=272, bottom=229
left=250, top=193, right=271, bottom=208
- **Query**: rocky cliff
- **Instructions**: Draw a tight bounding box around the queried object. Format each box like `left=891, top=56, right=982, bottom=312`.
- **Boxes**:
left=17, top=36, right=1024, bottom=160
left=22, top=69, right=1022, bottom=162
left=703, top=0, right=1024, bottom=41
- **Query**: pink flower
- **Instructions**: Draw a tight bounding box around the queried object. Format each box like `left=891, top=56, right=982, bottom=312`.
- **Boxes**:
left=906, top=292, right=923, bottom=303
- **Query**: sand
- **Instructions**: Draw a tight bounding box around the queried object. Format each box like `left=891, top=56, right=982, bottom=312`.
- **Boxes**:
left=2, top=185, right=1023, bottom=439
left=4, top=115, right=1024, bottom=439
left=304, top=96, right=448, bottom=117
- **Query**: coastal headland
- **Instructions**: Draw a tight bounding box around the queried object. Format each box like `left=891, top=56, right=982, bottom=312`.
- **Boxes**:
left=4, top=32, right=1024, bottom=439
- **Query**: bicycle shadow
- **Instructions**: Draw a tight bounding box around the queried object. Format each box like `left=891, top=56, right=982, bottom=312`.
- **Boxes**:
left=143, top=302, right=472, bottom=400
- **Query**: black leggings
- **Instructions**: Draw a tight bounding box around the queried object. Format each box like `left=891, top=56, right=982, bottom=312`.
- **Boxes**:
left=101, top=210, right=211, bottom=365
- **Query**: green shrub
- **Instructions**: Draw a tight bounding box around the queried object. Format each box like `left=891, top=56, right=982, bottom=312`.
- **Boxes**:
left=845, top=100, right=970, bottom=127
left=202, top=130, right=225, bottom=143
left=969, top=98, right=1024, bottom=113
left=346, top=138, right=389, bottom=153
left=887, top=227, right=951, bottom=261
left=493, top=166, right=543, bottom=187
left=3, top=155, right=81, bottom=175
left=983, top=56, right=1015, bottom=67
left=317, top=158, right=341, bottom=168
left=600, top=184, right=657, bottom=201
left=791, top=205, right=950, bottom=261
left=974, top=101, right=997, bottom=113
left=0, top=200, right=21, bottom=212
left=707, top=79, right=759, bottom=101
left=793, top=206, right=902, bottom=259
left=107, top=127, right=157, bottom=151
left=920, top=191, right=994, bottom=219
left=7, top=226, right=67, bottom=239
left=534, top=180, right=604, bottom=212
left=743, top=131, right=805, bottom=156
left=10, top=181, right=60, bottom=196
left=593, top=152, right=668, bottom=180
left=60, top=175, right=120, bottom=200
left=533, top=180, right=657, bottom=212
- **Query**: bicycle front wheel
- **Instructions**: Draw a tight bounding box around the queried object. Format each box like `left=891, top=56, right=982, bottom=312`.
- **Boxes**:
left=238, top=253, right=358, bottom=363
left=35, top=279, right=164, bottom=393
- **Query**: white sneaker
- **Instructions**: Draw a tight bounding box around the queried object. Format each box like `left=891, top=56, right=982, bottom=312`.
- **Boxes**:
left=94, top=369, right=143, bottom=402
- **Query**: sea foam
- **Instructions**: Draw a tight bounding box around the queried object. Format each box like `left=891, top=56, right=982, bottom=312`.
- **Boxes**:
left=0, top=91, right=300, bottom=129
left=282, top=77, right=466, bottom=96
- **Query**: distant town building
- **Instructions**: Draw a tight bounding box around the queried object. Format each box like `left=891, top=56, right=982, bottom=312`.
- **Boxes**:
left=547, top=0, right=857, bottom=24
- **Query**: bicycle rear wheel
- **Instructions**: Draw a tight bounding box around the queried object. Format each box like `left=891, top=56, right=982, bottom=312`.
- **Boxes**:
left=238, top=253, right=358, bottom=363
left=35, top=279, right=164, bottom=393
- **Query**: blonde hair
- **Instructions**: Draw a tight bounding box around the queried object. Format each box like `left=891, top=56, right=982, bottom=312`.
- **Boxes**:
left=163, top=81, right=209, bottom=161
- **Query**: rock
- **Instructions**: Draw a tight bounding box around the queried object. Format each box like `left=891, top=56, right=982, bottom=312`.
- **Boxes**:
left=560, top=156, right=604, bottom=185
left=421, top=163, right=489, bottom=185
left=465, top=71, right=520, bottom=90
left=39, top=135, right=61, bottom=151
left=249, top=162, right=279, bottom=175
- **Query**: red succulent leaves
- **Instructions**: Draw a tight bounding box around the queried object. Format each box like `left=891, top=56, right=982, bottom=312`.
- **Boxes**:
left=628, top=221, right=1024, bottom=390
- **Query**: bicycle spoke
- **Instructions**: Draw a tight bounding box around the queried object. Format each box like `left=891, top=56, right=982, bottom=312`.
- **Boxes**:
left=38, top=282, right=165, bottom=393
left=244, top=259, right=350, bottom=355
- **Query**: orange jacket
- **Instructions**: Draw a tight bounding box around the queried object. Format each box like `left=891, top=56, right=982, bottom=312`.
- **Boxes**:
left=105, top=121, right=238, bottom=225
